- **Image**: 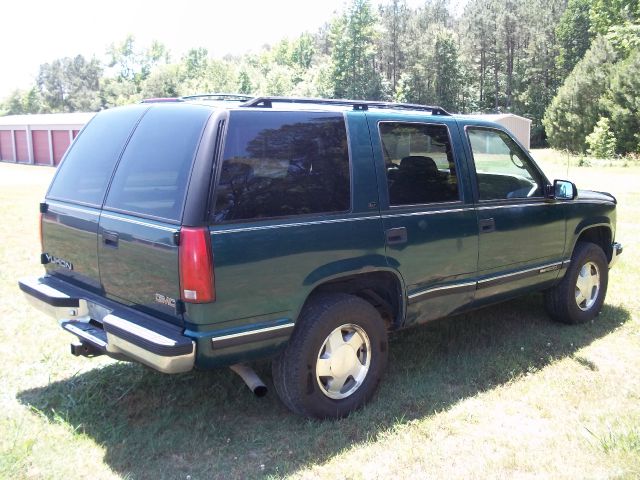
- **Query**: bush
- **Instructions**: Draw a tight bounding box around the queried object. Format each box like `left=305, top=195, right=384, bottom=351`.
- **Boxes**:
left=586, top=117, right=617, bottom=159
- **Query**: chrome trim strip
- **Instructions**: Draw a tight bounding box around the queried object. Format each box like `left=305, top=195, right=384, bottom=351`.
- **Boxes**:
left=383, top=207, right=472, bottom=219
left=47, top=201, right=100, bottom=216
left=99, top=213, right=177, bottom=232
left=476, top=202, right=551, bottom=210
left=212, top=216, right=379, bottom=235
left=211, top=322, right=295, bottom=342
left=408, top=280, right=476, bottom=300
left=477, top=261, right=563, bottom=284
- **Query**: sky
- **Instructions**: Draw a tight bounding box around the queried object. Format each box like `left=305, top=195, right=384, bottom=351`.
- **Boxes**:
left=0, top=0, right=467, bottom=99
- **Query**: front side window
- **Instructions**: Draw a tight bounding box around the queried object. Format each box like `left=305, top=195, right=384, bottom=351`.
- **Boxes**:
left=213, top=111, right=350, bottom=222
left=467, top=127, right=544, bottom=201
left=379, top=122, right=459, bottom=206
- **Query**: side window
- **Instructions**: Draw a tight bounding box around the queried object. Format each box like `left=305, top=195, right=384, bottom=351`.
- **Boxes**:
left=379, top=122, right=459, bottom=206
left=104, top=106, right=211, bottom=221
left=467, top=128, right=544, bottom=200
left=213, top=111, right=350, bottom=222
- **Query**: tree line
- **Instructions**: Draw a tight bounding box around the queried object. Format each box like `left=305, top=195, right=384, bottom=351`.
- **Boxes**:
left=2, top=0, right=638, bottom=155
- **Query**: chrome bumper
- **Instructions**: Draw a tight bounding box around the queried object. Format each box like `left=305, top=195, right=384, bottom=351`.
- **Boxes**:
left=19, top=276, right=195, bottom=374
left=610, top=242, right=623, bottom=268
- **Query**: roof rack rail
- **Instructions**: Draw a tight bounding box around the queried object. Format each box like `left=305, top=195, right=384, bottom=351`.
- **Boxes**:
left=182, top=93, right=255, bottom=102
left=240, top=96, right=451, bottom=116
left=140, top=97, right=184, bottom=103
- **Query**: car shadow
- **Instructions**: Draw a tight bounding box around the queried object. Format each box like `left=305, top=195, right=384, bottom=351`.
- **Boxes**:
left=17, top=294, right=630, bottom=479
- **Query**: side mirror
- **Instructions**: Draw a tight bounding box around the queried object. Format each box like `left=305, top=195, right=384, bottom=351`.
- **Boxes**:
left=552, top=179, right=577, bottom=200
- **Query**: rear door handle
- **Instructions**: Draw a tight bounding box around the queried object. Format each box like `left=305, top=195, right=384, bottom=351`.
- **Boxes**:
left=386, top=227, right=408, bottom=245
left=103, top=230, right=119, bottom=248
left=479, top=218, right=495, bottom=233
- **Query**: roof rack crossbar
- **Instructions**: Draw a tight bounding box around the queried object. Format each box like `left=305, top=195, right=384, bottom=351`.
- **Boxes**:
left=240, top=96, right=451, bottom=115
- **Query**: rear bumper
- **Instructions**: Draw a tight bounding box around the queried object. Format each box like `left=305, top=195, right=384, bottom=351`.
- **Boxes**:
left=610, top=242, right=623, bottom=268
left=19, top=276, right=195, bottom=374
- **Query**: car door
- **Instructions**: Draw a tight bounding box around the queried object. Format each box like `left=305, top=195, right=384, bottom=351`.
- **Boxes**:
left=463, top=125, right=567, bottom=304
left=368, top=114, right=479, bottom=326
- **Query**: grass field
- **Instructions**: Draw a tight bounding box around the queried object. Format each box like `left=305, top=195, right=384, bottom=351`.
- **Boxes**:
left=0, top=150, right=638, bottom=479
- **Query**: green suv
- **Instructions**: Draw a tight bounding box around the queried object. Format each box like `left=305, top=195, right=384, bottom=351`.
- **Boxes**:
left=19, top=96, right=623, bottom=418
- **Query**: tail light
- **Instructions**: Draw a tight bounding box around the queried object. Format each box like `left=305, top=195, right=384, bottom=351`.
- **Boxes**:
left=179, top=227, right=215, bottom=303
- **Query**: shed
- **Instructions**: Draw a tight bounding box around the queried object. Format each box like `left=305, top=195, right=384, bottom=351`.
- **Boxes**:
left=0, top=112, right=95, bottom=166
left=471, top=113, right=532, bottom=150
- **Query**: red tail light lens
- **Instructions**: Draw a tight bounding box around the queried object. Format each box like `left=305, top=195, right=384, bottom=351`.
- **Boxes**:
left=179, top=227, right=215, bottom=303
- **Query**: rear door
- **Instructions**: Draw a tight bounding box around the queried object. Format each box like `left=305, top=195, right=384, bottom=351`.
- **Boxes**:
left=43, top=106, right=148, bottom=292
left=98, top=105, right=213, bottom=325
left=367, top=114, right=479, bottom=326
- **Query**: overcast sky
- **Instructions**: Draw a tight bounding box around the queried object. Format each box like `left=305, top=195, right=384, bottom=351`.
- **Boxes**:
left=0, top=0, right=467, bottom=99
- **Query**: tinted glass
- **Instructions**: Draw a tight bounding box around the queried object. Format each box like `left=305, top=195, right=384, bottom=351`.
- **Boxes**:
left=379, top=122, right=459, bottom=205
left=104, top=105, right=211, bottom=221
left=47, top=106, right=147, bottom=206
left=213, top=111, right=350, bottom=222
left=468, top=128, right=543, bottom=200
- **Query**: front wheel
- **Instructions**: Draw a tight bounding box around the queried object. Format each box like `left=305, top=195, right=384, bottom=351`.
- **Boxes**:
left=545, top=242, right=609, bottom=324
left=272, top=293, right=388, bottom=418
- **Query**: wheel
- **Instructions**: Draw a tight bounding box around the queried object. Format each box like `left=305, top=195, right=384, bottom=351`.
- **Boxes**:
left=544, top=242, right=609, bottom=324
left=272, top=293, right=388, bottom=419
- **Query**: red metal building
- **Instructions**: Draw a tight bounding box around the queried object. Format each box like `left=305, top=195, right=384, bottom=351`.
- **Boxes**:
left=0, top=112, right=95, bottom=166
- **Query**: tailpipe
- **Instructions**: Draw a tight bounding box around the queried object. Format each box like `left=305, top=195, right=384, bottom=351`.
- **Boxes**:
left=230, top=364, right=267, bottom=397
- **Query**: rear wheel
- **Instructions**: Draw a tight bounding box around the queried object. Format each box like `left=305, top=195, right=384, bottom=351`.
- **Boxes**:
left=545, top=241, right=609, bottom=324
left=272, top=293, right=388, bottom=419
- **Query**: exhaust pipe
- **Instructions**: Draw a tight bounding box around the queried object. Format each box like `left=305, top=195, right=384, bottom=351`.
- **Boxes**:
left=230, top=364, right=267, bottom=397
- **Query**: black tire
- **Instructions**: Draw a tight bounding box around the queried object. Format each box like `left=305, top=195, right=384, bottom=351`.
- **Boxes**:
left=545, top=241, right=609, bottom=324
left=272, top=293, right=388, bottom=419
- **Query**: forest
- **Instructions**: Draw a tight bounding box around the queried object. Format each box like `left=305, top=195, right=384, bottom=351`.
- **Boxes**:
left=1, top=0, right=639, bottom=155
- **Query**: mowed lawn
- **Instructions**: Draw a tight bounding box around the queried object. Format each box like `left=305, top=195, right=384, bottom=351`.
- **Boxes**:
left=0, top=151, right=638, bottom=479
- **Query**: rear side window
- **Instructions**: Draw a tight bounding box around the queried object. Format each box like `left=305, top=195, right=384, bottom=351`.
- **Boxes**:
left=380, top=122, right=459, bottom=205
left=213, top=111, right=350, bottom=222
left=104, top=105, right=211, bottom=222
left=47, top=106, right=147, bottom=206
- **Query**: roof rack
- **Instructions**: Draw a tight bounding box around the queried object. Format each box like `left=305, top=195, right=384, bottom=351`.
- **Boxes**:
left=240, top=96, right=451, bottom=116
left=182, top=93, right=255, bottom=102
left=140, top=97, right=184, bottom=103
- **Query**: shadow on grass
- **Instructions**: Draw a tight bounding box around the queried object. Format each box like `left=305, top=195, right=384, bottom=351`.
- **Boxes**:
left=17, top=294, right=630, bottom=479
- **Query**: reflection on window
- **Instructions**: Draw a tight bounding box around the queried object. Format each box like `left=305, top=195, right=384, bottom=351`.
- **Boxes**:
left=468, top=128, right=543, bottom=200
left=214, top=111, right=350, bottom=222
left=379, top=122, right=459, bottom=206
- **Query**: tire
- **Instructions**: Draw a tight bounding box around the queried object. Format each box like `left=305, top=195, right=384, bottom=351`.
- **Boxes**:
left=272, top=293, right=388, bottom=419
left=545, top=241, right=609, bottom=324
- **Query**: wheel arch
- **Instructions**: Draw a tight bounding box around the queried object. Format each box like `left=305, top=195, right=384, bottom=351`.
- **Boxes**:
left=571, top=222, right=613, bottom=263
left=296, top=269, right=407, bottom=331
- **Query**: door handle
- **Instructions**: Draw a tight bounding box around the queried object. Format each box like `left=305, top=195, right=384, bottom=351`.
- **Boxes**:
left=386, top=227, right=408, bottom=245
left=103, top=230, right=119, bottom=248
left=479, top=218, right=495, bottom=233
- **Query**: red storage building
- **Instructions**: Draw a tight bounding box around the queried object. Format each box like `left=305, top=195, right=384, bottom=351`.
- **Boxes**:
left=0, top=112, right=95, bottom=166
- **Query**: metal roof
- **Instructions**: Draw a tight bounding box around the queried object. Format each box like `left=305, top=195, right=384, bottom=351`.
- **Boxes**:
left=470, top=113, right=532, bottom=123
left=0, top=112, right=96, bottom=126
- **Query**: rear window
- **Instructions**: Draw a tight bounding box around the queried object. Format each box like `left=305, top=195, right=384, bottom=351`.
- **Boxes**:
left=213, top=110, right=350, bottom=222
left=104, top=105, right=211, bottom=222
left=47, top=106, right=147, bottom=206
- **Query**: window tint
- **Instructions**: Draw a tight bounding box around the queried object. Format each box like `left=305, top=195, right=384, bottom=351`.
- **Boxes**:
left=467, top=128, right=543, bottom=200
left=213, top=111, right=350, bottom=222
left=379, top=122, right=459, bottom=206
left=47, top=106, right=147, bottom=206
left=104, top=105, right=211, bottom=221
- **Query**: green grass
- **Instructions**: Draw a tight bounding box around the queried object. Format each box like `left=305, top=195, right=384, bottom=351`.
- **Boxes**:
left=1, top=153, right=639, bottom=479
